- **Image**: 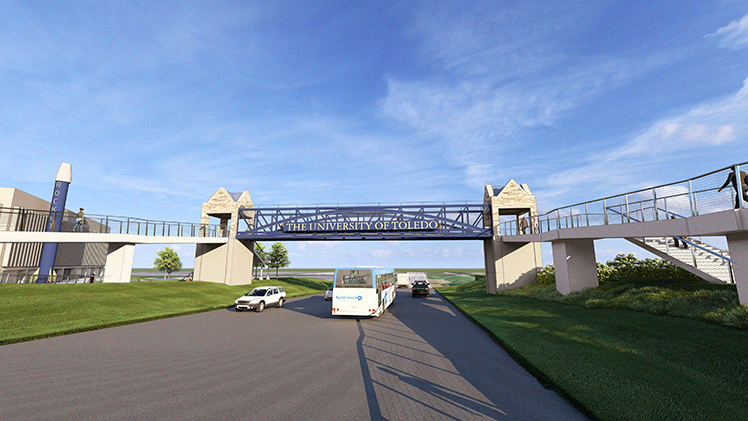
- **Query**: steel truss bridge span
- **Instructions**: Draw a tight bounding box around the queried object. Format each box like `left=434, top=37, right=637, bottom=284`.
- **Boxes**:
left=236, top=204, right=492, bottom=241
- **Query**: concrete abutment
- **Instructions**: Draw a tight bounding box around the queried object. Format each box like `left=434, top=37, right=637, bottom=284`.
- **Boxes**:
left=103, top=243, right=135, bottom=283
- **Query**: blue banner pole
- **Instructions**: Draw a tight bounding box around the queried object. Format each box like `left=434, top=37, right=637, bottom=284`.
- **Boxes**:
left=37, top=163, right=72, bottom=283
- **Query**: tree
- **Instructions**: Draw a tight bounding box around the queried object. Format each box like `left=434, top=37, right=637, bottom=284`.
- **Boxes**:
left=254, top=242, right=268, bottom=268
left=253, top=242, right=268, bottom=279
left=267, top=242, right=290, bottom=278
left=154, top=247, right=182, bottom=280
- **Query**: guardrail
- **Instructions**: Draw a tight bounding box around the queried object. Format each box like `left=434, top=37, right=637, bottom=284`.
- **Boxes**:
left=0, top=207, right=223, bottom=237
left=500, top=162, right=746, bottom=236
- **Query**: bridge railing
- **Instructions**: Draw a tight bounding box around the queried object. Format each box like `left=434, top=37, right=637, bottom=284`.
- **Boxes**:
left=237, top=203, right=492, bottom=240
left=500, top=163, right=745, bottom=235
left=0, top=207, right=223, bottom=237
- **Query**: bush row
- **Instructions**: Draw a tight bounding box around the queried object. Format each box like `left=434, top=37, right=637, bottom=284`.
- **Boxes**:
left=536, top=253, right=700, bottom=285
left=472, top=254, right=748, bottom=329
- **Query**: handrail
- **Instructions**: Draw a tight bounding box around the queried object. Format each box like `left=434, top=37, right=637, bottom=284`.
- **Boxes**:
left=538, top=161, right=748, bottom=216
left=656, top=208, right=687, bottom=219
left=240, top=203, right=488, bottom=211
left=251, top=200, right=481, bottom=208
left=0, top=207, right=222, bottom=237
left=501, top=162, right=744, bottom=237
left=672, top=237, right=732, bottom=263
left=606, top=207, right=731, bottom=263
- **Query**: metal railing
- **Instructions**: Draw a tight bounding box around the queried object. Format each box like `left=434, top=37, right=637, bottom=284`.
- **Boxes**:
left=1, top=266, right=104, bottom=284
left=609, top=207, right=734, bottom=282
left=500, top=162, right=747, bottom=236
left=606, top=206, right=731, bottom=262
left=0, top=207, right=223, bottom=237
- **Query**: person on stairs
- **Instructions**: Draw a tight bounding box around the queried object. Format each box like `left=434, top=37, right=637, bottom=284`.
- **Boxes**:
left=671, top=215, right=687, bottom=249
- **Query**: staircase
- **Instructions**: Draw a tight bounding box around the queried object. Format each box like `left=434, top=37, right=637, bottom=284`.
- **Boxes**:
left=626, top=236, right=733, bottom=284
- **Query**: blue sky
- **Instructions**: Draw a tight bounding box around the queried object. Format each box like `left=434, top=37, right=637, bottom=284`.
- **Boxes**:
left=1, top=1, right=747, bottom=269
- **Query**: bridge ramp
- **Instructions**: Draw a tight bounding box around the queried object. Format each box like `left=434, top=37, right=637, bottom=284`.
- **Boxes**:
left=626, top=237, right=732, bottom=283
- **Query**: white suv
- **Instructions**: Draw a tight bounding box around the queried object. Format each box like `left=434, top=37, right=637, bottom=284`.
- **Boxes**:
left=234, top=286, right=286, bottom=312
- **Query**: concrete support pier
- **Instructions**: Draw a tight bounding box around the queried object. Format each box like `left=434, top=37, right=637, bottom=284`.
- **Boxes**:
left=552, top=239, right=599, bottom=295
left=104, top=243, right=135, bottom=283
left=194, top=238, right=254, bottom=285
left=727, top=232, right=748, bottom=305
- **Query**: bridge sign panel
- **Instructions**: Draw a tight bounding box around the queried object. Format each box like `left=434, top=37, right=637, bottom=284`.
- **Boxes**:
left=236, top=204, right=492, bottom=241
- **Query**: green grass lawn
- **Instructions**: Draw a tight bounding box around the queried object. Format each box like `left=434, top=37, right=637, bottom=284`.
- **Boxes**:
left=480, top=275, right=748, bottom=329
left=396, top=268, right=484, bottom=273
left=0, top=278, right=330, bottom=346
left=437, top=280, right=748, bottom=421
left=415, top=271, right=479, bottom=287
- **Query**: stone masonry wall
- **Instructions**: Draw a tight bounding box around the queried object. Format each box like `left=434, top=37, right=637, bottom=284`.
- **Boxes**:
left=200, top=188, right=253, bottom=238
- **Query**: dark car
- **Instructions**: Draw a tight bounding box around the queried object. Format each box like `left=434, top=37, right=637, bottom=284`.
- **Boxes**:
left=412, top=280, right=430, bottom=297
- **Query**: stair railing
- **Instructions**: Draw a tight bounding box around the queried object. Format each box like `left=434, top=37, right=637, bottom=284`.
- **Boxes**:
left=608, top=207, right=733, bottom=282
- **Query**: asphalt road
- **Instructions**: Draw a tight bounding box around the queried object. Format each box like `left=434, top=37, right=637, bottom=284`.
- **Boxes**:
left=0, top=289, right=589, bottom=420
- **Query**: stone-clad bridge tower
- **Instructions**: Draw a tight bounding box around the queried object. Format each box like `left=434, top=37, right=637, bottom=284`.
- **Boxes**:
left=193, top=187, right=256, bottom=285
left=483, top=180, right=543, bottom=293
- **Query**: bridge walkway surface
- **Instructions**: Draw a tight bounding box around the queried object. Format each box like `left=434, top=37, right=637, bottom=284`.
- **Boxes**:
left=0, top=292, right=588, bottom=421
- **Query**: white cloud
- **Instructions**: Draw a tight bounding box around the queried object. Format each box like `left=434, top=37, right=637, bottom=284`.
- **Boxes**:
left=412, top=2, right=604, bottom=78
left=536, top=75, right=748, bottom=208
left=707, top=13, right=748, bottom=50
left=379, top=54, right=674, bottom=187
left=375, top=2, right=686, bottom=189
left=371, top=250, right=393, bottom=258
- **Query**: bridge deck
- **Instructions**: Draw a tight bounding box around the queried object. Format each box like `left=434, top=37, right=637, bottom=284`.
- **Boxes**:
left=501, top=208, right=748, bottom=242
left=0, top=231, right=227, bottom=244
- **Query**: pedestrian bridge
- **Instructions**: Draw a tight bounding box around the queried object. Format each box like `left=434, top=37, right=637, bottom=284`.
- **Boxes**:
left=2, top=163, right=748, bottom=304
left=235, top=203, right=492, bottom=241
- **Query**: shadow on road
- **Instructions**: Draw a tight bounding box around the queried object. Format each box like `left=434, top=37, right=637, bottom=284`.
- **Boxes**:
left=381, top=290, right=589, bottom=420
left=375, top=365, right=507, bottom=420
left=283, top=295, right=337, bottom=319
left=357, top=319, right=384, bottom=421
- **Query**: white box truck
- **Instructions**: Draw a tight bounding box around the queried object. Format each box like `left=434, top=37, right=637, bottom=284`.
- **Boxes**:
left=396, top=273, right=410, bottom=288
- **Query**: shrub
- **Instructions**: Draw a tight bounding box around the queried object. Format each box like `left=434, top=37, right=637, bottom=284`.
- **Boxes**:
left=537, top=265, right=556, bottom=285
left=535, top=254, right=700, bottom=285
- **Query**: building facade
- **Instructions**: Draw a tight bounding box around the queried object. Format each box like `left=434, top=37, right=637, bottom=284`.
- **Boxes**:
left=0, top=187, right=107, bottom=283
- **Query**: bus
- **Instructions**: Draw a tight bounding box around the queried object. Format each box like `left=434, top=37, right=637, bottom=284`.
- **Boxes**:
left=331, top=267, right=396, bottom=317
